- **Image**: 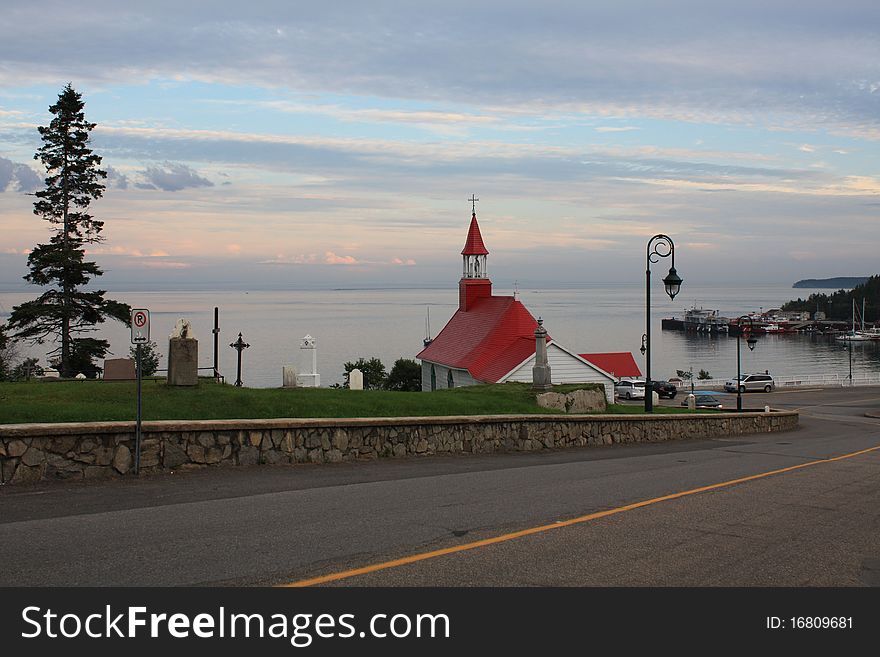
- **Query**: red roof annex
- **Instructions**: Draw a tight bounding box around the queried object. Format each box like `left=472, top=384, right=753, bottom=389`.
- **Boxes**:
left=578, top=352, right=641, bottom=379
left=417, top=296, right=548, bottom=383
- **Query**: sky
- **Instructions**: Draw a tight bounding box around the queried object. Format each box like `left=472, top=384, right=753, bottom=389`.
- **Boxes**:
left=1, top=1, right=879, bottom=291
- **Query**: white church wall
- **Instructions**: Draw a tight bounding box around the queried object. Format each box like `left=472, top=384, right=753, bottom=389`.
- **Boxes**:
left=501, top=344, right=615, bottom=402
left=420, top=361, right=476, bottom=391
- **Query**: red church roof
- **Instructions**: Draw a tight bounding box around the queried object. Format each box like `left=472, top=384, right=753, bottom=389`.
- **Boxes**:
left=461, top=213, right=489, bottom=255
left=417, top=296, right=548, bottom=382
left=578, top=352, right=641, bottom=379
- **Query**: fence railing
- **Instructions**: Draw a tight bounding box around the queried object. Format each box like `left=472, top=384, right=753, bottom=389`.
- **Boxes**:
left=671, top=373, right=880, bottom=390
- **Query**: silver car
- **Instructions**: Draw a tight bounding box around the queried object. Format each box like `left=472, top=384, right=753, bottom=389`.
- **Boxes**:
left=724, top=373, right=775, bottom=393
left=614, top=379, right=646, bottom=400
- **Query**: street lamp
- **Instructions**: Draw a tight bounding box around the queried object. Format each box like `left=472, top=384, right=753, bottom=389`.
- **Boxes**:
left=645, top=235, right=682, bottom=412
left=735, top=315, right=758, bottom=411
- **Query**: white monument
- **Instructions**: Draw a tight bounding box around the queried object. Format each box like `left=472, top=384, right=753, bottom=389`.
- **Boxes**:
left=349, top=368, right=364, bottom=390
left=296, top=334, right=320, bottom=387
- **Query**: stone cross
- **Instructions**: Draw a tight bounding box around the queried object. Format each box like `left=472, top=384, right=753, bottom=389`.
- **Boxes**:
left=349, top=368, right=364, bottom=390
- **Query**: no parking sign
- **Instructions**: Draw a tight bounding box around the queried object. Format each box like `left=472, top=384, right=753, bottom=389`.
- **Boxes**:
left=131, top=309, right=150, bottom=344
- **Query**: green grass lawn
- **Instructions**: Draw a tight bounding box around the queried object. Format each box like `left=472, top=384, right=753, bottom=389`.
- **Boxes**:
left=0, top=379, right=698, bottom=424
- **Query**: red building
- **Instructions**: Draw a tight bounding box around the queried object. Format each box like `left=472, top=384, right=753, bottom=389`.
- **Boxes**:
left=417, top=210, right=617, bottom=400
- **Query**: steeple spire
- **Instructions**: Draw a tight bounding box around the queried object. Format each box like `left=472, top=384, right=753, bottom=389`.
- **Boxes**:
left=459, top=200, right=492, bottom=311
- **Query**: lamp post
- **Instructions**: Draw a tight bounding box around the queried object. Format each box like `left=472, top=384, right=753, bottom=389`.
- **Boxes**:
left=645, top=235, right=682, bottom=412
left=735, top=315, right=758, bottom=411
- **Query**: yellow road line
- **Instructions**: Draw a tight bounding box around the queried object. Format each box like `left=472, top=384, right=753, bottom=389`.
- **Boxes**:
left=282, top=444, right=880, bottom=587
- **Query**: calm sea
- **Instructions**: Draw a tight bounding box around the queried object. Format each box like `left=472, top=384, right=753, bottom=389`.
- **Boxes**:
left=2, top=283, right=878, bottom=388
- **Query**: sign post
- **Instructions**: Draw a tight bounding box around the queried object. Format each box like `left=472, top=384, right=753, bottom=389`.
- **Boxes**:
left=130, top=309, right=150, bottom=475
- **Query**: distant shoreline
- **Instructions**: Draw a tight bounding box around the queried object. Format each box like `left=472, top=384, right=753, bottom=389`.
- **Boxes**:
left=792, top=277, right=868, bottom=289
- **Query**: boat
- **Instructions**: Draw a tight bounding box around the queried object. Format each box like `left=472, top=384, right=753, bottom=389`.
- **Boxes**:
left=683, top=305, right=729, bottom=333
left=836, top=298, right=879, bottom=341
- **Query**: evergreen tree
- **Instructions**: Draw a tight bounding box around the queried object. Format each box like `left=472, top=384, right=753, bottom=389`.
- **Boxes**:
left=7, top=84, right=129, bottom=377
left=383, top=358, right=422, bottom=391
left=342, top=357, right=387, bottom=389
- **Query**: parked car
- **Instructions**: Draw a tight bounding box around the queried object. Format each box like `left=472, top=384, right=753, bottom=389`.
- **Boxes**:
left=681, top=392, right=724, bottom=409
left=651, top=380, right=677, bottom=399
left=614, top=379, right=645, bottom=400
left=724, top=373, right=775, bottom=393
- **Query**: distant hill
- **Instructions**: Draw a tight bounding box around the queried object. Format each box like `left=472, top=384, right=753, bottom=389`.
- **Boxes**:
left=783, top=275, right=879, bottom=322
left=792, top=277, right=869, bottom=289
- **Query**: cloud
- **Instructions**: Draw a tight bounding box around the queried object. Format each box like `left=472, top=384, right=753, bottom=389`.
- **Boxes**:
left=798, top=144, right=816, bottom=153
left=595, top=126, right=640, bottom=133
left=391, top=257, right=416, bottom=265
left=324, top=251, right=359, bottom=265
left=139, top=162, right=214, bottom=192
left=2, top=2, right=880, bottom=138
left=106, top=166, right=129, bottom=189
left=0, top=155, right=40, bottom=192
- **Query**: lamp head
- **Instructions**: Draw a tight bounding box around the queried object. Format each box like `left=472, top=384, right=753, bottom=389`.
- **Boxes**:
left=663, top=266, right=682, bottom=300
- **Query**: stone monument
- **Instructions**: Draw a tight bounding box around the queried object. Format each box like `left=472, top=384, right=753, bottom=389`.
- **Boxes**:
left=168, top=319, right=198, bottom=386
left=532, top=318, right=552, bottom=391
left=349, top=368, right=364, bottom=390
left=282, top=366, right=299, bottom=388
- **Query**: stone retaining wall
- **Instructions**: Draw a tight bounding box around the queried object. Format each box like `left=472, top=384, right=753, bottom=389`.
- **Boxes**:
left=0, top=411, right=798, bottom=485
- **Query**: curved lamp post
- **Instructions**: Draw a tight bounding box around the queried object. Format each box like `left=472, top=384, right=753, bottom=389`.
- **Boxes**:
left=645, top=235, right=682, bottom=412
left=735, top=315, right=758, bottom=411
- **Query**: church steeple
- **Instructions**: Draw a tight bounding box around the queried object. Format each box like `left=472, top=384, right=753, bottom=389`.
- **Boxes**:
left=459, top=201, right=492, bottom=311
left=461, top=212, right=489, bottom=279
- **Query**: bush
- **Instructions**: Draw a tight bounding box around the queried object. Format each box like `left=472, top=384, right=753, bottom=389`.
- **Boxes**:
left=384, top=358, right=422, bottom=391
left=130, top=340, right=161, bottom=376
left=343, top=357, right=387, bottom=389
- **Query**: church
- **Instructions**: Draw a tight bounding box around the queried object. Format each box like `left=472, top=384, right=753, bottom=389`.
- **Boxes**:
left=417, top=208, right=618, bottom=402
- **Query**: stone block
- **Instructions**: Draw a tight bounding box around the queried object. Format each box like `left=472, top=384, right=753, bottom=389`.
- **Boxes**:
left=187, top=444, right=207, bottom=464
left=536, top=392, right=567, bottom=411
left=566, top=389, right=606, bottom=413
left=47, top=436, right=77, bottom=454
left=197, top=432, right=215, bottom=448
left=12, top=463, right=43, bottom=484
left=1, top=458, right=17, bottom=483
left=205, top=447, right=224, bottom=464
left=21, top=447, right=45, bottom=467
left=84, top=466, right=113, bottom=480
left=113, top=445, right=132, bottom=474
left=94, top=446, right=114, bottom=466
left=167, top=337, right=198, bottom=386
left=238, top=446, right=260, bottom=466
left=332, top=430, right=349, bottom=452
left=283, top=366, right=298, bottom=388
left=164, top=441, right=188, bottom=468
left=6, top=439, right=27, bottom=458
left=141, top=439, right=161, bottom=468
left=103, top=358, right=136, bottom=381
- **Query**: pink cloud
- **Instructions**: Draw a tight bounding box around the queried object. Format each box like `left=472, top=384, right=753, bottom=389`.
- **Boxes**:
left=325, top=251, right=359, bottom=265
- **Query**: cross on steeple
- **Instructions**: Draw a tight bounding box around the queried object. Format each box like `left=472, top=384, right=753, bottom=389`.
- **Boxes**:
left=469, top=194, right=479, bottom=214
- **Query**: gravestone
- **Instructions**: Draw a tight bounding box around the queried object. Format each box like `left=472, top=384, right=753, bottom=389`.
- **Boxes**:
left=283, top=366, right=299, bottom=388
left=103, top=358, right=136, bottom=381
left=168, top=319, right=198, bottom=386
left=349, top=368, right=364, bottom=390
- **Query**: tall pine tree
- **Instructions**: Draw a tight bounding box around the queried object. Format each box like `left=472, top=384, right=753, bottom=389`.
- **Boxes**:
left=7, top=84, right=129, bottom=377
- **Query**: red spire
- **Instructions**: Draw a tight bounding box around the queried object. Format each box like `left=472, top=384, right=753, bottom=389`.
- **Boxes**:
left=461, top=213, right=489, bottom=255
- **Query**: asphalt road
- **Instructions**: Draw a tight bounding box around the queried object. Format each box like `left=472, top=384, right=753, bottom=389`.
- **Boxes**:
left=1, top=387, right=878, bottom=586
